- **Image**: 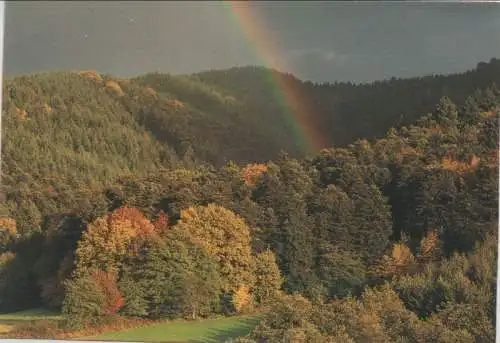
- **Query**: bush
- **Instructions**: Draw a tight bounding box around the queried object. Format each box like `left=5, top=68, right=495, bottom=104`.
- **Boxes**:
left=7, top=320, right=62, bottom=339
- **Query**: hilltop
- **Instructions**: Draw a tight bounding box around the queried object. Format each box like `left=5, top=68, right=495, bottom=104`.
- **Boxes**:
left=3, top=59, right=499, bottom=175
left=193, top=58, right=500, bottom=148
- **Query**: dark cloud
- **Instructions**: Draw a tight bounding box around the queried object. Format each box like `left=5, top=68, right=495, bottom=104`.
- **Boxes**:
left=4, top=1, right=500, bottom=83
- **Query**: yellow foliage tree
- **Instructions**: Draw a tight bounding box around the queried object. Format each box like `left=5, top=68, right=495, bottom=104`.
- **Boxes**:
left=417, top=231, right=441, bottom=264
left=172, top=204, right=256, bottom=294
left=254, top=250, right=283, bottom=305
left=0, top=218, right=17, bottom=236
left=144, top=87, right=158, bottom=100
left=43, top=103, right=54, bottom=114
left=375, top=242, right=417, bottom=277
left=105, top=80, right=124, bottom=96
left=0, top=218, right=17, bottom=251
left=232, top=284, right=253, bottom=313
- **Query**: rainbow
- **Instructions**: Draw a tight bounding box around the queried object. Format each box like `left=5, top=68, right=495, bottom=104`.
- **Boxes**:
left=225, top=2, right=330, bottom=155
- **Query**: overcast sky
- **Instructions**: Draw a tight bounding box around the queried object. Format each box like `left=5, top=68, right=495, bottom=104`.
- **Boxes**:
left=3, top=1, right=500, bottom=83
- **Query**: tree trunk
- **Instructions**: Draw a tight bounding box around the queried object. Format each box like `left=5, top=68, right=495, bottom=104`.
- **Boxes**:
left=192, top=304, right=197, bottom=320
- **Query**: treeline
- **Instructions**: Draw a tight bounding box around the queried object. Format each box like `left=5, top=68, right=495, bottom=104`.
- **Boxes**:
left=0, top=83, right=498, bottom=341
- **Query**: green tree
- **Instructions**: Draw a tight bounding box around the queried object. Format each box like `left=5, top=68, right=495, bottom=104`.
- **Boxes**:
left=316, top=247, right=366, bottom=299
left=119, top=236, right=221, bottom=319
left=62, top=273, right=107, bottom=329
left=252, top=157, right=318, bottom=295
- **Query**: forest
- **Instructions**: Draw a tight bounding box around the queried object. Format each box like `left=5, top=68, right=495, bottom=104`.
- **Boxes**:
left=0, top=58, right=498, bottom=342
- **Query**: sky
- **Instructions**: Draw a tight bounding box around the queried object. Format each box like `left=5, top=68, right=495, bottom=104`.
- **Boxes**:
left=3, top=1, right=500, bottom=83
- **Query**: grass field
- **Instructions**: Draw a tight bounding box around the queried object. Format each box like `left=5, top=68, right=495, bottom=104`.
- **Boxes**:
left=0, top=308, right=260, bottom=342
left=0, top=308, right=62, bottom=322
left=86, top=315, right=260, bottom=343
left=0, top=308, right=62, bottom=335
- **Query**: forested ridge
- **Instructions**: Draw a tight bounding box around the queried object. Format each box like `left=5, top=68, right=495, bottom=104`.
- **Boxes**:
left=0, top=58, right=498, bottom=342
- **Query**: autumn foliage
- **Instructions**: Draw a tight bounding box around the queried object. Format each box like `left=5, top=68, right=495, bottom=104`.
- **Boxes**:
left=75, top=206, right=156, bottom=274
left=0, top=251, right=15, bottom=266
left=153, top=211, right=169, bottom=232
left=143, top=87, right=158, bottom=99
left=0, top=218, right=17, bottom=251
left=242, top=164, right=268, bottom=187
left=417, top=231, right=441, bottom=264
left=15, top=107, right=28, bottom=121
left=0, top=217, right=17, bottom=236
left=167, top=99, right=185, bottom=109
left=376, top=243, right=417, bottom=277
left=91, top=269, right=125, bottom=315
left=172, top=204, right=256, bottom=294
left=441, top=155, right=480, bottom=175
left=105, top=81, right=124, bottom=97
left=77, top=70, right=103, bottom=82
left=43, top=103, right=54, bottom=114
left=0, top=66, right=498, bottom=339
left=232, top=284, right=253, bottom=313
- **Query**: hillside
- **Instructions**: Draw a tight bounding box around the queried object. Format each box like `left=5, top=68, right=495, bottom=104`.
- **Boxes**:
left=0, top=61, right=498, bottom=342
left=1, top=59, right=499, bottom=234
left=193, top=57, right=500, bottom=148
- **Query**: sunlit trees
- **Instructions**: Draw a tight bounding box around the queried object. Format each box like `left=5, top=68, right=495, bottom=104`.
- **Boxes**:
left=74, top=206, right=156, bottom=275
left=253, top=250, right=283, bottom=305
left=0, top=65, right=498, bottom=335
left=0, top=217, right=17, bottom=253
left=171, top=204, right=256, bottom=296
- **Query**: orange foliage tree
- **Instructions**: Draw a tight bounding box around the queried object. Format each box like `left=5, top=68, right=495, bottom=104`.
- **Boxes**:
left=242, top=164, right=268, bottom=187
left=441, top=155, right=480, bottom=175
left=74, top=207, right=156, bottom=275
left=91, top=269, right=125, bottom=315
left=105, top=80, right=124, bottom=96
left=153, top=210, right=169, bottom=232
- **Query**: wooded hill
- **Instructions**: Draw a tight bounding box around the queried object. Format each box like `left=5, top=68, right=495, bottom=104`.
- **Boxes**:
left=0, top=58, right=498, bottom=342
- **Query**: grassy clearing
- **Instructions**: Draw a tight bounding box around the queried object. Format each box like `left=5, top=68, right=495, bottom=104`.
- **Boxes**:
left=0, top=308, right=260, bottom=342
left=0, top=308, right=62, bottom=322
left=0, top=308, right=62, bottom=337
left=87, top=315, right=260, bottom=343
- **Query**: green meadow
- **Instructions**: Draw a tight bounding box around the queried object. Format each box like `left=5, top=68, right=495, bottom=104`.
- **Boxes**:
left=86, top=315, right=260, bottom=343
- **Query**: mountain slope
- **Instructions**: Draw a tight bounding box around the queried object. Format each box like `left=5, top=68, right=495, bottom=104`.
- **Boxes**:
left=193, top=58, right=500, bottom=148
left=2, top=71, right=179, bottom=185
left=0, top=83, right=497, bottom=328
left=1, top=58, right=498, bottom=211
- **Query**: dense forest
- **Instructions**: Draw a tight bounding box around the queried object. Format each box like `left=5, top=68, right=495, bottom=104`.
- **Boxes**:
left=0, top=58, right=498, bottom=342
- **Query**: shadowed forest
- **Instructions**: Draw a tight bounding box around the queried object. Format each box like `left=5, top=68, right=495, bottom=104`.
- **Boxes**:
left=0, top=58, right=498, bottom=342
